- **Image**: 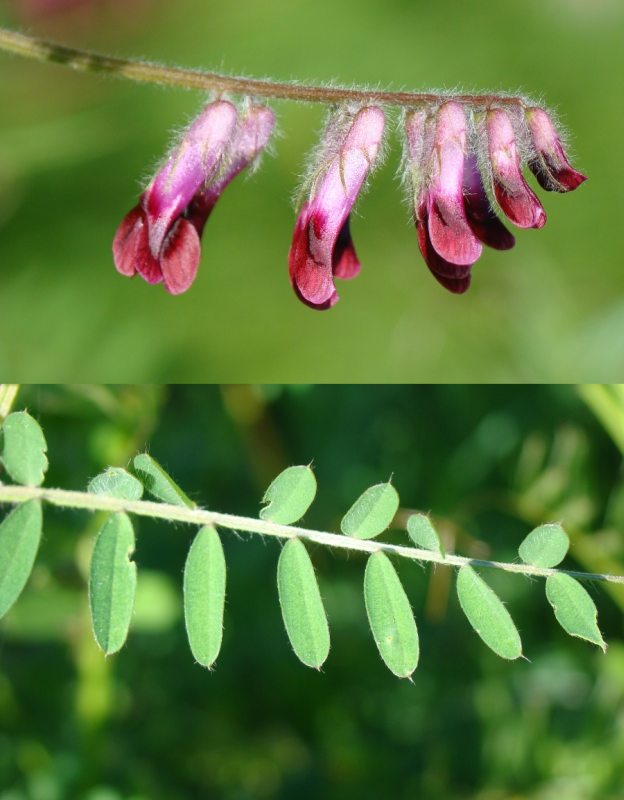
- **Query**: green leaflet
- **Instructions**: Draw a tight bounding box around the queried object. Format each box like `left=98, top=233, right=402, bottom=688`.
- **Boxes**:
left=277, top=538, right=330, bottom=669
left=183, top=526, right=226, bottom=668
left=88, top=467, right=144, bottom=501
left=364, top=551, right=419, bottom=678
left=518, top=523, right=569, bottom=568
left=89, top=513, right=137, bottom=655
left=545, top=573, right=606, bottom=651
left=260, top=465, right=317, bottom=524
left=131, top=453, right=194, bottom=507
left=0, top=500, right=43, bottom=619
left=0, top=411, right=48, bottom=487
left=456, top=565, right=522, bottom=660
left=406, top=513, right=444, bottom=557
left=340, top=481, right=399, bottom=540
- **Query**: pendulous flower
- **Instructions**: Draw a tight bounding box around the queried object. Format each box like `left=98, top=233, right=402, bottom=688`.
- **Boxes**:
left=525, top=107, right=587, bottom=192
left=288, top=105, right=385, bottom=309
left=113, top=100, right=274, bottom=295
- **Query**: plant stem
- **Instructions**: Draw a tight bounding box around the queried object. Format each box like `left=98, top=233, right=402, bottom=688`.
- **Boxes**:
left=0, top=385, right=20, bottom=421
left=1, top=484, right=622, bottom=585
left=0, top=26, right=527, bottom=109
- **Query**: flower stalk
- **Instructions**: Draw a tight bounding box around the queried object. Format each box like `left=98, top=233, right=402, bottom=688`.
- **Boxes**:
left=0, top=484, right=622, bottom=585
left=0, top=25, right=529, bottom=109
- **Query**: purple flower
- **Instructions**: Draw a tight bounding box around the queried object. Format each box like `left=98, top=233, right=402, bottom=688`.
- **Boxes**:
left=525, top=107, right=587, bottom=192
left=405, top=102, right=514, bottom=293
left=485, top=108, right=546, bottom=229
left=113, top=100, right=274, bottom=295
left=288, top=106, right=385, bottom=309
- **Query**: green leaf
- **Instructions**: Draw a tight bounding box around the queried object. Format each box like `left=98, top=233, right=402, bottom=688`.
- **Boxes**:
left=89, top=513, right=137, bottom=655
left=183, top=526, right=226, bottom=668
left=0, top=411, right=48, bottom=487
left=0, top=500, right=43, bottom=619
left=131, top=453, right=194, bottom=507
left=277, top=538, right=330, bottom=669
left=340, top=481, right=399, bottom=540
left=88, top=467, right=144, bottom=501
left=518, top=523, right=569, bottom=568
left=456, top=565, right=522, bottom=660
left=260, top=465, right=317, bottom=524
left=545, top=573, right=606, bottom=651
left=364, top=551, right=419, bottom=678
left=406, top=513, right=444, bottom=557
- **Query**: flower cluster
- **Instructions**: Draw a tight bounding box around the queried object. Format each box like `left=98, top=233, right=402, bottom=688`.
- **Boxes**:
left=113, top=95, right=585, bottom=305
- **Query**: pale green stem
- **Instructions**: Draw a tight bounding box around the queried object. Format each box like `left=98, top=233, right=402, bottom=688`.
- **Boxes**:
left=0, top=484, right=622, bottom=585
left=0, top=26, right=527, bottom=109
left=0, top=385, right=20, bottom=421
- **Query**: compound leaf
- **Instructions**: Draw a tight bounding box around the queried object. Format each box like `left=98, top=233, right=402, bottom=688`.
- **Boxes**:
left=260, top=465, right=316, bottom=524
left=88, top=467, right=144, bottom=501
left=406, top=513, right=444, bottom=557
left=519, top=523, right=569, bottom=568
left=277, top=538, right=330, bottom=669
left=364, top=551, right=419, bottom=678
left=183, top=526, right=226, bottom=668
left=456, top=565, right=522, bottom=660
left=545, top=573, right=606, bottom=651
left=0, top=411, right=48, bottom=487
left=0, top=500, right=43, bottom=619
left=131, top=453, right=194, bottom=507
left=340, top=482, right=399, bottom=540
left=89, top=513, right=137, bottom=655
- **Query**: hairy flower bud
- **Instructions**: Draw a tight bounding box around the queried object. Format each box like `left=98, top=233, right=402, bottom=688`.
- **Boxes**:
left=288, top=105, right=385, bottom=309
left=485, top=109, right=546, bottom=229
left=113, top=100, right=274, bottom=295
left=525, top=107, right=587, bottom=193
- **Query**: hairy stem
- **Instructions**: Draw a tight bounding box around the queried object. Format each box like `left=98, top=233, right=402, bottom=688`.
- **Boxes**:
left=0, top=484, right=622, bottom=585
left=0, top=26, right=527, bottom=109
left=0, top=385, right=20, bottom=421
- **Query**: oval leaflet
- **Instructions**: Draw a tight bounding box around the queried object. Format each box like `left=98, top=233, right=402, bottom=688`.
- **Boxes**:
left=518, top=523, right=569, bottom=568
left=89, top=512, right=137, bottom=655
left=0, top=411, right=48, bottom=487
left=132, top=453, right=194, bottom=507
left=364, top=551, right=419, bottom=678
left=88, top=467, right=144, bottom=501
left=545, top=573, right=606, bottom=651
left=0, top=500, right=43, bottom=619
left=456, top=565, right=522, bottom=660
left=340, top=481, right=399, bottom=540
left=406, top=513, right=444, bottom=557
left=260, top=465, right=317, bottom=524
left=277, top=538, right=330, bottom=669
left=183, top=526, right=227, bottom=668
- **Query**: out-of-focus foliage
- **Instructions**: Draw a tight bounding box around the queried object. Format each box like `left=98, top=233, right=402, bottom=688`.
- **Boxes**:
left=1, top=1, right=623, bottom=380
left=0, top=384, right=623, bottom=798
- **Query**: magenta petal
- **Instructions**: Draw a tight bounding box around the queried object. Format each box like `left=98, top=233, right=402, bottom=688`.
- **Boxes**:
left=112, top=204, right=163, bottom=284
left=159, top=218, right=201, bottom=295
left=332, top=217, right=361, bottom=280
left=463, top=156, right=515, bottom=251
left=487, top=109, right=547, bottom=229
left=526, top=108, right=587, bottom=193
left=416, top=206, right=473, bottom=294
left=293, top=282, right=339, bottom=311
left=113, top=205, right=143, bottom=277
left=289, top=205, right=336, bottom=307
left=428, top=197, right=483, bottom=265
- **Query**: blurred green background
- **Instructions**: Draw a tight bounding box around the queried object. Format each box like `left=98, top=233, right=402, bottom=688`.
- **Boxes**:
left=1, top=384, right=624, bottom=799
left=1, top=0, right=623, bottom=380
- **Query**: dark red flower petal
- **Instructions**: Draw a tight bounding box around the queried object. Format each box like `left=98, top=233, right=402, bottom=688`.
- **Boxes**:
left=159, top=218, right=202, bottom=295
left=332, top=216, right=361, bottom=280
left=463, top=157, right=515, bottom=251
left=112, top=205, right=162, bottom=284
left=416, top=206, right=473, bottom=294
left=493, top=179, right=546, bottom=230
left=288, top=205, right=337, bottom=307
left=528, top=156, right=587, bottom=193
left=428, top=197, right=483, bottom=265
